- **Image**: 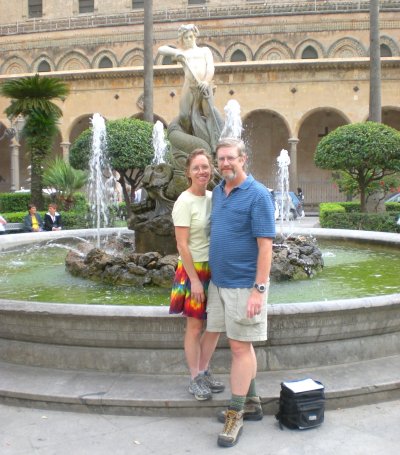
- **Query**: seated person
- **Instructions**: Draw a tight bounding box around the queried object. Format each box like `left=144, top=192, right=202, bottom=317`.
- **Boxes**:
left=23, top=204, right=44, bottom=232
left=44, top=203, right=62, bottom=231
left=0, top=213, right=7, bottom=235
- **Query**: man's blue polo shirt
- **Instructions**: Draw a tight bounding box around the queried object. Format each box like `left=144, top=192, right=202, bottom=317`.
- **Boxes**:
left=209, top=174, right=276, bottom=288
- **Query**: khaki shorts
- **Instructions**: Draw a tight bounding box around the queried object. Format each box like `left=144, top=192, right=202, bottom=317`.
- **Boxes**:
left=206, top=281, right=269, bottom=342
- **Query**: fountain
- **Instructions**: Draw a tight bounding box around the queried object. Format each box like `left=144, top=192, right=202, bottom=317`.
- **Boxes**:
left=88, top=113, right=118, bottom=248
left=0, top=24, right=399, bottom=416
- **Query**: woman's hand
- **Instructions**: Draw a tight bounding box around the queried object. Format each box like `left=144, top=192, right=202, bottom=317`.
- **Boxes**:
left=191, top=278, right=205, bottom=303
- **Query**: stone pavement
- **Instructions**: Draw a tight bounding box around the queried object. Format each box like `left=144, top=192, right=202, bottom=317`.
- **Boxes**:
left=0, top=399, right=399, bottom=455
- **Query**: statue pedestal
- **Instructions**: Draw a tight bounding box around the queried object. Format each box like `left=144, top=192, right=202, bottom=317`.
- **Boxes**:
left=130, top=213, right=177, bottom=255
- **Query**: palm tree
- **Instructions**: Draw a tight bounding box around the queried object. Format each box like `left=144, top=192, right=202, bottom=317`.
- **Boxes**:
left=0, top=74, right=69, bottom=208
left=43, top=157, right=88, bottom=211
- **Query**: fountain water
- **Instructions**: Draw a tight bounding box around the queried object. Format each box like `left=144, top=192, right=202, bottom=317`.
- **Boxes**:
left=88, top=113, right=117, bottom=247
left=276, top=149, right=291, bottom=229
left=152, top=120, right=167, bottom=165
left=220, top=99, right=243, bottom=139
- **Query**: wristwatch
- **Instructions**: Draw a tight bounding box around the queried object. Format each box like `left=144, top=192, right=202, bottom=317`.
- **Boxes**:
left=254, top=283, right=267, bottom=293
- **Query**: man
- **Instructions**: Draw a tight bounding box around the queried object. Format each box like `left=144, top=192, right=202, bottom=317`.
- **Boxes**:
left=208, top=137, right=276, bottom=447
left=44, top=203, right=63, bottom=231
left=158, top=24, right=222, bottom=149
left=23, top=204, right=44, bottom=232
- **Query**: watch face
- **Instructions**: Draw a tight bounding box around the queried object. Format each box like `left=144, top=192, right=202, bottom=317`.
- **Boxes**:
left=255, top=283, right=266, bottom=292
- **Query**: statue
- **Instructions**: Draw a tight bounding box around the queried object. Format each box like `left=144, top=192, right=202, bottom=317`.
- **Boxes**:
left=129, top=25, right=224, bottom=254
left=159, top=24, right=224, bottom=155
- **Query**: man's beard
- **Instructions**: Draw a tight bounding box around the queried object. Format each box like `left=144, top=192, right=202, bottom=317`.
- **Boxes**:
left=222, top=169, right=236, bottom=182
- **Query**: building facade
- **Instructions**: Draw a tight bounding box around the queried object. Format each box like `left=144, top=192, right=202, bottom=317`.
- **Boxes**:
left=1, top=0, right=400, bottom=204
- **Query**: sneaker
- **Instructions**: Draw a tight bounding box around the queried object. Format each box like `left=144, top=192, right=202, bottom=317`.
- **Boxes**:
left=217, top=409, right=244, bottom=447
left=202, top=370, right=225, bottom=393
left=188, top=374, right=212, bottom=401
left=217, top=396, right=263, bottom=423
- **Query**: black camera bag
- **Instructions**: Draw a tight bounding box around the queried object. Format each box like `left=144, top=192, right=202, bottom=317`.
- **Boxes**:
left=275, top=379, right=325, bottom=430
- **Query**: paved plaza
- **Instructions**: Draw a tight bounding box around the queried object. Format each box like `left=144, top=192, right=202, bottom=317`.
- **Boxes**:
left=0, top=399, right=399, bottom=455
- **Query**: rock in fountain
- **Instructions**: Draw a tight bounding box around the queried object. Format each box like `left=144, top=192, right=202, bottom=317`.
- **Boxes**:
left=65, top=234, right=177, bottom=287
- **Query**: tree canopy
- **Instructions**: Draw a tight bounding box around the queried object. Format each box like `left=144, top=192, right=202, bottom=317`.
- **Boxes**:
left=69, top=117, right=155, bottom=215
left=314, top=122, right=400, bottom=211
left=0, top=74, right=69, bottom=208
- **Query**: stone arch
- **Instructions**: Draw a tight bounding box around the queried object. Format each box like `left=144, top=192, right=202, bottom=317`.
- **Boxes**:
left=120, top=48, right=144, bottom=67
left=296, top=107, right=350, bottom=203
left=242, top=109, right=291, bottom=188
left=154, top=48, right=176, bottom=66
left=204, top=45, right=222, bottom=63
left=328, top=38, right=366, bottom=58
left=32, top=55, right=55, bottom=72
left=224, top=42, right=253, bottom=62
left=295, top=39, right=325, bottom=59
left=1, top=56, right=29, bottom=75
left=382, top=107, right=400, bottom=130
left=92, top=51, right=118, bottom=69
left=68, top=114, right=95, bottom=146
left=255, top=40, right=294, bottom=61
left=379, top=36, right=399, bottom=57
left=131, top=112, right=168, bottom=127
left=56, top=52, right=91, bottom=71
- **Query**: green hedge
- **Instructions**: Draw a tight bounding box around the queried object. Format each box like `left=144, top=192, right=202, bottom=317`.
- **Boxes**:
left=385, top=202, right=400, bottom=213
left=319, top=203, right=400, bottom=232
left=0, top=192, right=88, bottom=213
left=0, top=193, right=33, bottom=212
left=2, top=210, right=89, bottom=230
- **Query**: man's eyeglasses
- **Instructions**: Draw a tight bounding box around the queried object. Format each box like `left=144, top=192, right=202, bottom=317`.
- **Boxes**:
left=217, top=155, right=241, bottom=163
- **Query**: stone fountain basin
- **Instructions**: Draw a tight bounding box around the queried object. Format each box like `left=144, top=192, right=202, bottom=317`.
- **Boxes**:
left=0, top=227, right=399, bottom=375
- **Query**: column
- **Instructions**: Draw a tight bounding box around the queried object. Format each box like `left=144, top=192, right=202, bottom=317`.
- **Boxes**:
left=60, top=142, right=71, bottom=161
left=10, top=139, right=20, bottom=192
left=288, top=137, right=299, bottom=191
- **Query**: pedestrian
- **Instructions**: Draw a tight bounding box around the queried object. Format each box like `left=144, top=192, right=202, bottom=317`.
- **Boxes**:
left=170, top=149, right=224, bottom=401
left=208, top=137, right=276, bottom=447
left=23, top=204, right=44, bottom=232
left=44, top=203, right=63, bottom=231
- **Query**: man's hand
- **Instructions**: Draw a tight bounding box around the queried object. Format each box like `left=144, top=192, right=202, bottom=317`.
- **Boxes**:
left=247, top=289, right=264, bottom=319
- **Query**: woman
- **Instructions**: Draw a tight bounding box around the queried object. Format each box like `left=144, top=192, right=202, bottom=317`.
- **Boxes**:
left=170, top=149, right=223, bottom=401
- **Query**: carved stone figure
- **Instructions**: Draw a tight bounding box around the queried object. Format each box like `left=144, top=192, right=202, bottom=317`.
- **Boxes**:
left=129, top=25, right=224, bottom=254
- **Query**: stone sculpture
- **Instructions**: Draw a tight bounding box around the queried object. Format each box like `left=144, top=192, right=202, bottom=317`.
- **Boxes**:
left=129, top=24, right=224, bottom=254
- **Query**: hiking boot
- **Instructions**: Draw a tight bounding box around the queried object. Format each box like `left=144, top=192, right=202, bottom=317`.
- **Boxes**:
left=217, top=396, right=263, bottom=423
left=188, top=374, right=212, bottom=401
left=202, top=370, right=225, bottom=393
left=217, top=409, right=244, bottom=447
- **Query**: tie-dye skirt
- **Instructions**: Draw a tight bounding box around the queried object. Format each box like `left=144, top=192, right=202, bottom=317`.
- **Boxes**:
left=170, top=260, right=211, bottom=320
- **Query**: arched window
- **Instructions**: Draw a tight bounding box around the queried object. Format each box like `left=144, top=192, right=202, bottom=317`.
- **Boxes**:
left=132, top=0, right=144, bottom=8
left=79, top=0, right=94, bottom=14
left=301, top=46, right=318, bottom=59
left=38, top=60, right=51, bottom=72
left=99, top=57, right=113, bottom=68
left=162, top=55, right=174, bottom=65
left=380, top=44, right=392, bottom=57
left=230, top=50, right=247, bottom=62
left=28, top=0, right=42, bottom=18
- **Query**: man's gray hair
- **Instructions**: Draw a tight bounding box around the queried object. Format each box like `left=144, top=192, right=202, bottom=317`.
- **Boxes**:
left=216, top=137, right=246, bottom=156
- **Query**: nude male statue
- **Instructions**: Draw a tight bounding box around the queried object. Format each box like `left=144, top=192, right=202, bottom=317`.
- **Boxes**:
left=159, top=24, right=222, bottom=149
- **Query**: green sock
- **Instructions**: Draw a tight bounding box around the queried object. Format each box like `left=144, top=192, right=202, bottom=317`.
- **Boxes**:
left=228, top=394, right=246, bottom=412
left=246, top=379, right=257, bottom=398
